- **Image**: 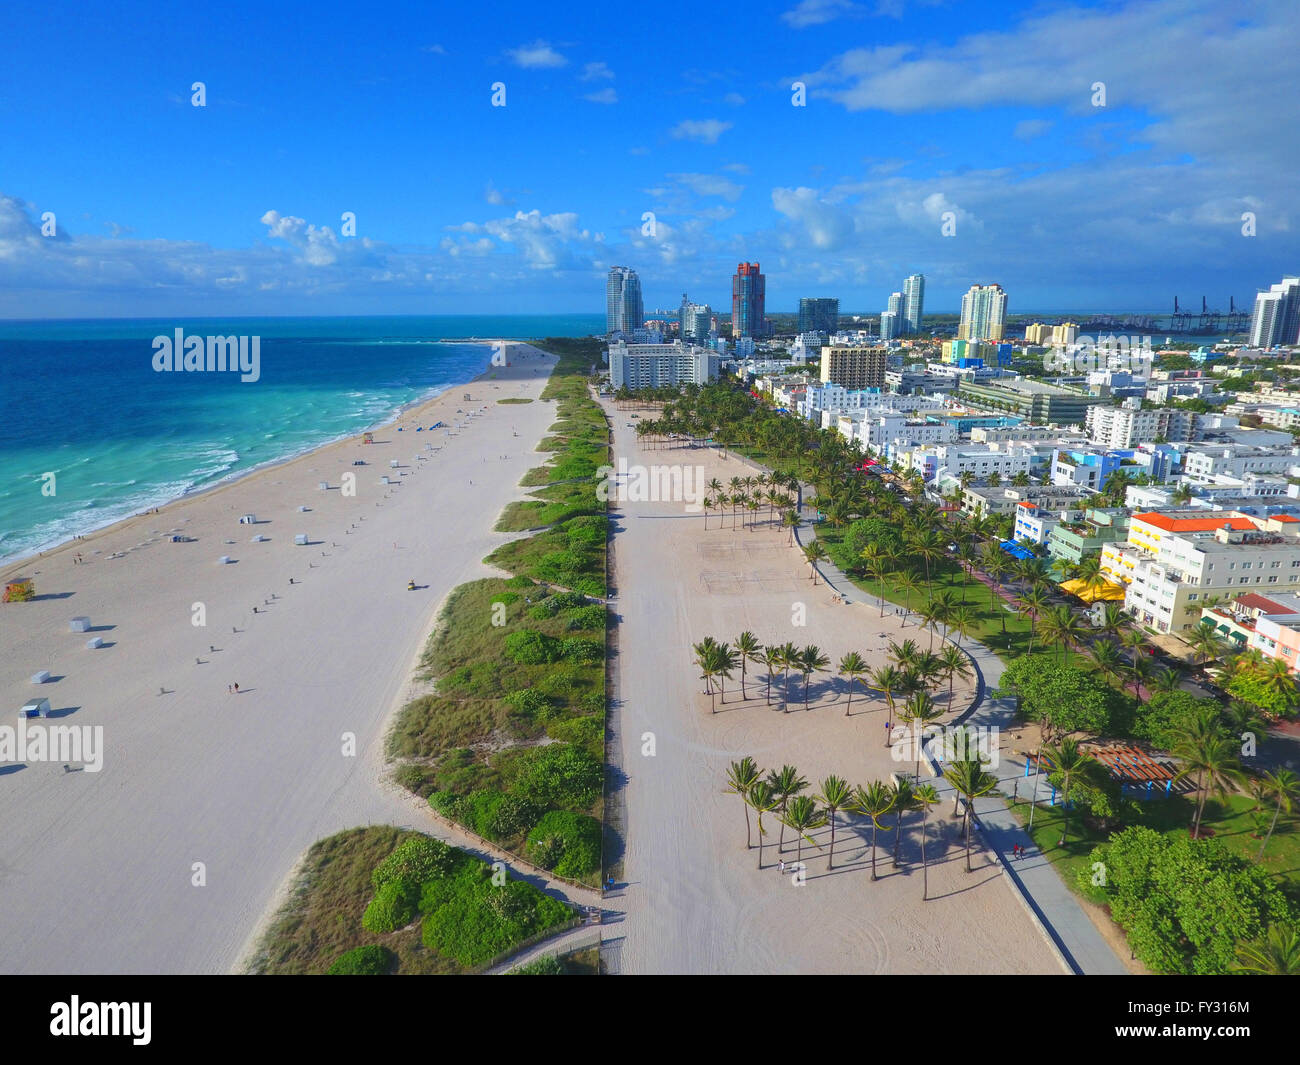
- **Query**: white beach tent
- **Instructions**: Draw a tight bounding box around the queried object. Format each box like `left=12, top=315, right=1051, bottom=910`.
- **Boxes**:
left=20, top=698, right=51, bottom=718
left=69, top=616, right=91, bottom=633
left=294, top=534, right=308, bottom=545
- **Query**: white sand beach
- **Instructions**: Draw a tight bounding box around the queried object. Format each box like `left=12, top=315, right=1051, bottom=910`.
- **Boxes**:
left=602, top=400, right=1063, bottom=975
left=0, top=344, right=557, bottom=974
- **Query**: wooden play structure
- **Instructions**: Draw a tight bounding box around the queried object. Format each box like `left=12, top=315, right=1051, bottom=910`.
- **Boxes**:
left=3, top=577, right=34, bottom=603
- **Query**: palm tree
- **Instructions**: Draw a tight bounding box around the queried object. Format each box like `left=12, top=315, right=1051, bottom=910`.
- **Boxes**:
left=869, top=665, right=905, bottom=747
left=1043, top=736, right=1096, bottom=847
left=1017, top=586, right=1051, bottom=654
left=895, top=569, right=921, bottom=620
left=816, top=775, right=854, bottom=869
left=914, top=783, right=941, bottom=900
left=1232, top=925, right=1300, bottom=975
left=837, top=651, right=869, bottom=716
left=760, top=645, right=782, bottom=706
left=694, top=641, right=721, bottom=712
left=1040, top=605, right=1086, bottom=664
left=946, top=603, right=979, bottom=649
left=1096, top=601, right=1126, bottom=640
left=852, top=782, right=895, bottom=881
left=798, top=644, right=830, bottom=709
left=891, top=777, right=915, bottom=868
left=887, top=638, right=922, bottom=672
left=1127, top=652, right=1157, bottom=703
left=901, top=691, right=945, bottom=780
left=802, top=541, right=828, bottom=584
left=776, top=641, right=799, bottom=712
left=746, top=781, right=779, bottom=870
left=725, top=757, right=764, bottom=849
left=944, top=756, right=1000, bottom=872
left=711, top=643, right=740, bottom=710
left=781, top=796, right=827, bottom=867
left=1173, top=729, right=1244, bottom=838
left=911, top=528, right=948, bottom=596
left=1150, top=664, right=1184, bottom=695
left=1255, top=768, right=1299, bottom=860
left=938, top=644, right=972, bottom=706
left=766, top=765, right=808, bottom=854
left=919, top=592, right=954, bottom=652
left=733, top=631, right=761, bottom=700
left=1222, top=699, right=1268, bottom=747
left=1087, top=639, right=1126, bottom=688
left=781, top=509, right=801, bottom=546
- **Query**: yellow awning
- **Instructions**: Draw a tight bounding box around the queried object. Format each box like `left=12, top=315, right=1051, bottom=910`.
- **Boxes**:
left=1060, top=577, right=1127, bottom=603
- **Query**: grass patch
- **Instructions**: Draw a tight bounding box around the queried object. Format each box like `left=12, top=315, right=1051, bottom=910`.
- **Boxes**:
left=386, top=340, right=610, bottom=887
left=497, top=397, right=534, bottom=404
left=248, top=827, right=575, bottom=974
left=1011, top=790, right=1300, bottom=906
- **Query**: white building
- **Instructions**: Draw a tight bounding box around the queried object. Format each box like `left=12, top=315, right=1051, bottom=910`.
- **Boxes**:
left=608, top=340, right=719, bottom=390
left=1180, top=444, right=1297, bottom=483
left=1086, top=403, right=1197, bottom=448
left=1102, top=510, right=1300, bottom=632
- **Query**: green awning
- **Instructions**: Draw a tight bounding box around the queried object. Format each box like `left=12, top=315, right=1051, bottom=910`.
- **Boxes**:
left=1198, top=617, right=1216, bottom=628
left=1230, top=631, right=1247, bottom=643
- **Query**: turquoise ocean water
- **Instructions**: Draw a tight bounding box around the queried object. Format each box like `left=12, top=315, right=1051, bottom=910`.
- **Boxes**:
left=0, top=315, right=602, bottom=563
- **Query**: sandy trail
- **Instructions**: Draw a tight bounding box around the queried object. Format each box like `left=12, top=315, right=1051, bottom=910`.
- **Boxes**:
left=603, top=400, right=1062, bottom=974
left=0, top=344, right=557, bottom=974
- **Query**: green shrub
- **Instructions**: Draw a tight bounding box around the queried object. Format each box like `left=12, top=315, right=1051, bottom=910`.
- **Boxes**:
left=372, top=835, right=457, bottom=889
left=504, top=689, right=556, bottom=719
left=362, top=879, right=418, bottom=934
left=506, top=576, right=535, bottom=589
left=512, top=743, right=603, bottom=808
left=546, top=716, right=603, bottom=752
left=504, top=630, right=562, bottom=665
left=509, top=954, right=565, bottom=975
left=327, top=945, right=395, bottom=975
left=491, top=592, right=521, bottom=607
left=526, top=810, right=602, bottom=878
left=561, top=638, right=604, bottom=664
left=565, top=605, right=607, bottom=631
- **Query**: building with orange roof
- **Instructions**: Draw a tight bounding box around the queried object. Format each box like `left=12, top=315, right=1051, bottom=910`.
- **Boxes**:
left=1101, top=509, right=1300, bottom=633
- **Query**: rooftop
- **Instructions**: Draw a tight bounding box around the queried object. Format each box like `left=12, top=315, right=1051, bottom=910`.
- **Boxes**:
left=1133, top=512, right=1257, bottom=533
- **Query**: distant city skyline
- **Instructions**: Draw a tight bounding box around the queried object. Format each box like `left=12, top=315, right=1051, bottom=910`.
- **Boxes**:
left=2, top=0, right=1297, bottom=319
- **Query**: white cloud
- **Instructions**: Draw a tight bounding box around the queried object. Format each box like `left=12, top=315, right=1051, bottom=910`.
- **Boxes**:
left=670, top=119, right=732, bottom=145
left=771, top=187, right=858, bottom=250
left=421, top=44, right=446, bottom=55
left=669, top=172, right=745, bottom=201
left=723, top=92, right=746, bottom=106
left=1013, top=119, right=1053, bottom=141
left=583, top=87, right=618, bottom=105
left=480, top=209, right=595, bottom=268
left=782, top=0, right=861, bottom=28
left=260, top=210, right=341, bottom=266
left=723, top=162, right=751, bottom=175
left=796, top=0, right=1300, bottom=172
left=581, top=61, right=614, bottom=81
left=506, top=40, right=567, bottom=69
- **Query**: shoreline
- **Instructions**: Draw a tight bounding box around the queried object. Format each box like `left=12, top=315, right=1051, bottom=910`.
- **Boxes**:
left=0, top=342, right=562, bottom=973
left=0, top=343, right=509, bottom=577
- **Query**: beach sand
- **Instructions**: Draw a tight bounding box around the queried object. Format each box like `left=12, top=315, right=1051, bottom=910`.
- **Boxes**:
left=602, top=400, right=1064, bottom=975
left=0, top=343, right=558, bottom=974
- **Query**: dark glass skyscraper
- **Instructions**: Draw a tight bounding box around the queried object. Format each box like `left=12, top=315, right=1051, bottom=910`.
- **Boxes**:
left=731, top=262, right=767, bottom=338
left=797, top=297, right=838, bottom=334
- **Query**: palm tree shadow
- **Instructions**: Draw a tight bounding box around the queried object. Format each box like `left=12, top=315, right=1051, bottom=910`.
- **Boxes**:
left=923, top=869, right=1003, bottom=900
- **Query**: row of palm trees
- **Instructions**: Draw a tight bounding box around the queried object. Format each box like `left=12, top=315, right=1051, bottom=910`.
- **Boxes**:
left=725, top=753, right=1000, bottom=898
left=700, top=472, right=799, bottom=532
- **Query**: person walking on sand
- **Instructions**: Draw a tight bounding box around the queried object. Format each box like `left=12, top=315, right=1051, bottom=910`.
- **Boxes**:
left=233, top=682, right=239, bottom=694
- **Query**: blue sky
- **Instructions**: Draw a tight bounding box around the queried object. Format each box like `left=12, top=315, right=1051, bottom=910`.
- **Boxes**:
left=1, top=0, right=1296, bottom=318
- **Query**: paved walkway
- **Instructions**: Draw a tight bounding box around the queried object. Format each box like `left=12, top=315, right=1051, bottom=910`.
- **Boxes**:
left=798, top=520, right=1128, bottom=975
